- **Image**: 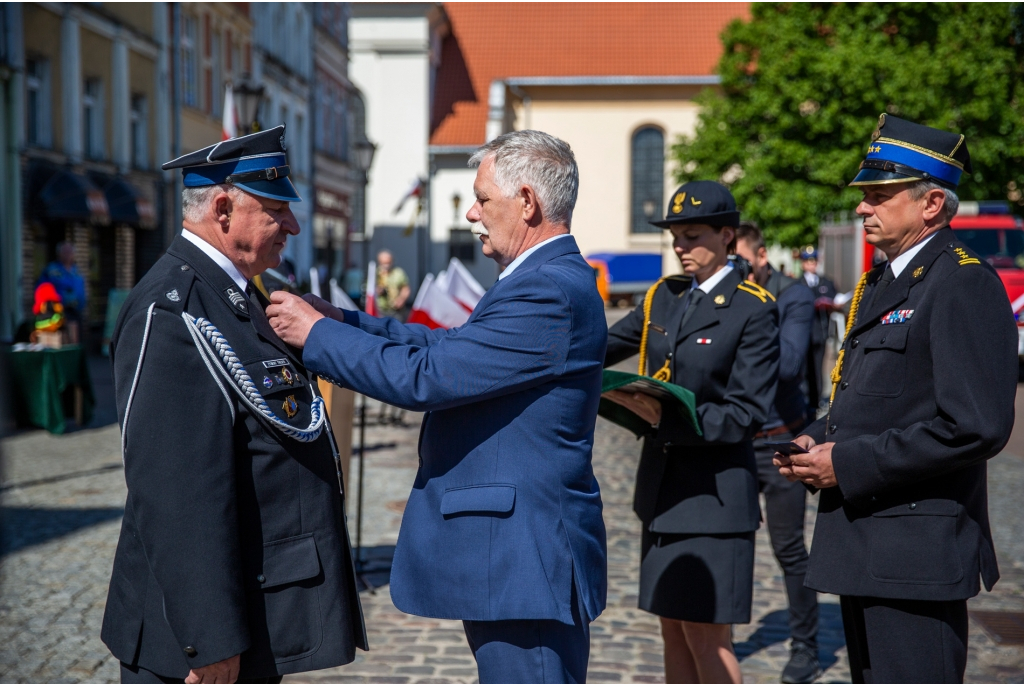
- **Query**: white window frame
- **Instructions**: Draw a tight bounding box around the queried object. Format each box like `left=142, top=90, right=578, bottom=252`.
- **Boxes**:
left=25, top=57, right=52, bottom=148
left=83, top=77, right=105, bottom=160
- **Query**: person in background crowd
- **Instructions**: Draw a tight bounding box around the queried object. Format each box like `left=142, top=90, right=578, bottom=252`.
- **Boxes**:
left=39, top=241, right=86, bottom=340
left=776, top=115, right=1017, bottom=683
left=604, top=181, right=779, bottom=684
left=734, top=223, right=820, bottom=684
left=799, top=246, right=838, bottom=422
left=375, top=250, right=411, bottom=319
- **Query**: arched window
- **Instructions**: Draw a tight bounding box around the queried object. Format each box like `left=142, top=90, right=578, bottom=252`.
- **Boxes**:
left=631, top=126, right=665, bottom=234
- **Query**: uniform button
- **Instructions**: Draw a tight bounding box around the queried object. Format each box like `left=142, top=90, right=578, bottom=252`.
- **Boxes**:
left=184, top=646, right=197, bottom=658
left=880, top=337, right=886, bottom=344
left=829, top=424, right=837, bottom=433
left=909, top=502, right=917, bottom=510
left=257, top=574, right=266, bottom=584
left=180, top=264, right=190, bottom=271
left=841, top=381, right=849, bottom=390
left=667, top=352, right=673, bottom=359
left=851, top=339, right=859, bottom=348
left=871, top=495, right=877, bottom=501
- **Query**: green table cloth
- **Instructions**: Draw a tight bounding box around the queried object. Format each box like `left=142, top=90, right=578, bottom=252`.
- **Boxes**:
left=6, top=345, right=94, bottom=434
left=599, top=369, right=701, bottom=439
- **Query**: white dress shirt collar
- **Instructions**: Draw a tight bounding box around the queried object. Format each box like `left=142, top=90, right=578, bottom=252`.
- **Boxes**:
left=182, top=229, right=250, bottom=293
left=888, top=232, right=937, bottom=278
left=803, top=272, right=819, bottom=288
left=498, top=234, right=572, bottom=280
left=691, top=262, right=734, bottom=294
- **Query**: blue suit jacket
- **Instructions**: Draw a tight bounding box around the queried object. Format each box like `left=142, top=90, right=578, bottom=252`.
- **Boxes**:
left=304, top=236, right=608, bottom=625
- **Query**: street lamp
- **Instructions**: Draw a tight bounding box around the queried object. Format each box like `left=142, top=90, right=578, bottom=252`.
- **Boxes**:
left=233, top=79, right=265, bottom=134
left=353, top=136, right=377, bottom=177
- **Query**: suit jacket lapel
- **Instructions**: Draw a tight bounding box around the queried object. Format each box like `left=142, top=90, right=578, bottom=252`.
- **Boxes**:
left=677, top=287, right=719, bottom=340
left=249, top=289, right=304, bottom=362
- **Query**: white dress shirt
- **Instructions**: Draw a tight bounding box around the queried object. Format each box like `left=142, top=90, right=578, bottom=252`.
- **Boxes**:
left=498, top=234, right=572, bottom=280
left=182, top=229, right=250, bottom=293
left=691, top=262, right=735, bottom=294
left=888, top=233, right=937, bottom=278
left=803, top=272, right=820, bottom=288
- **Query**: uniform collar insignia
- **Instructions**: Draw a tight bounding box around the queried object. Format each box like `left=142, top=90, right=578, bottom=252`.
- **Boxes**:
left=225, top=286, right=247, bottom=312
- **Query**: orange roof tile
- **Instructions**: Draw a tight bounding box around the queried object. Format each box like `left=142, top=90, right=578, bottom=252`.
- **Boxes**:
left=430, top=2, right=750, bottom=147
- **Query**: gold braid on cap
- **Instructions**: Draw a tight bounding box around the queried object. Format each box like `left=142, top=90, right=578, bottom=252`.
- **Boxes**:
left=637, top=277, right=670, bottom=381
left=827, top=272, right=869, bottom=422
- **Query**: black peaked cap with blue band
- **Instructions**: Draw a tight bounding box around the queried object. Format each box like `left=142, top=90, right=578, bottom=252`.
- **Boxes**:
left=161, top=125, right=301, bottom=202
left=850, top=114, right=971, bottom=190
left=651, top=180, right=740, bottom=229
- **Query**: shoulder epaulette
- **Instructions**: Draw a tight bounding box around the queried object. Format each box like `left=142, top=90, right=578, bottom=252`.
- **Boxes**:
left=951, top=244, right=981, bottom=266
left=151, top=262, right=196, bottom=315
left=736, top=281, right=776, bottom=303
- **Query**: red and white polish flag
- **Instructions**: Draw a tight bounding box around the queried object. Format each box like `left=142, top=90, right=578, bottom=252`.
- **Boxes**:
left=444, top=257, right=485, bottom=312
left=364, top=260, right=379, bottom=317
left=407, top=273, right=470, bottom=330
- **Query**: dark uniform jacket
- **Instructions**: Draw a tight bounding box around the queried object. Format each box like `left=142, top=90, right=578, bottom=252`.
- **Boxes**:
left=606, top=267, right=780, bottom=534
left=101, top=236, right=367, bottom=680
left=763, top=268, right=814, bottom=430
left=802, top=228, right=1017, bottom=601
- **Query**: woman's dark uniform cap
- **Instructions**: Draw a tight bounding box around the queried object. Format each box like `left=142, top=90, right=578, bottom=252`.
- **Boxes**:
left=850, top=114, right=971, bottom=190
left=651, top=180, right=740, bottom=229
left=161, top=124, right=301, bottom=202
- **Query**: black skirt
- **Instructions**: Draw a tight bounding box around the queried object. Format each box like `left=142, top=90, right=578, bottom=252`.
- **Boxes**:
left=639, top=528, right=755, bottom=624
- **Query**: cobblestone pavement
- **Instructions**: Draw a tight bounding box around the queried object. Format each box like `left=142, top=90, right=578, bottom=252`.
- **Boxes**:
left=3, top=385, right=1024, bottom=683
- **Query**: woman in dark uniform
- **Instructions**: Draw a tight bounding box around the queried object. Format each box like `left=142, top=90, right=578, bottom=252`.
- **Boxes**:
left=604, top=181, right=779, bottom=683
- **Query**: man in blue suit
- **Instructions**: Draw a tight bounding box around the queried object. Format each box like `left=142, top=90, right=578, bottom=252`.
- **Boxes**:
left=267, top=130, right=608, bottom=683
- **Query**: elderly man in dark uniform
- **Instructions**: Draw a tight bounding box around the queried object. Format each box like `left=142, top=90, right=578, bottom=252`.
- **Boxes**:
left=776, top=115, right=1018, bottom=683
left=102, top=126, right=367, bottom=684
left=734, top=223, right=820, bottom=684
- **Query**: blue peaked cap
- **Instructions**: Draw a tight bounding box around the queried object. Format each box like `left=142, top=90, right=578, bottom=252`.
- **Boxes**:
left=161, top=124, right=301, bottom=202
left=850, top=114, right=971, bottom=190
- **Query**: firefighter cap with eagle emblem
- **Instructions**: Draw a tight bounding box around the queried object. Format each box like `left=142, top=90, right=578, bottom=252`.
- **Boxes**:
left=161, top=125, right=301, bottom=202
left=850, top=114, right=972, bottom=190
left=651, top=180, right=740, bottom=229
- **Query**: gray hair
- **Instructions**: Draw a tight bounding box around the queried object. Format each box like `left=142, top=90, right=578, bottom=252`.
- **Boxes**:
left=182, top=184, right=237, bottom=224
left=468, top=130, right=579, bottom=227
left=907, top=180, right=959, bottom=222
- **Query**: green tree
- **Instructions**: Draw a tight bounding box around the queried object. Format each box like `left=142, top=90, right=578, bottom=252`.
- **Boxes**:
left=671, top=3, right=1024, bottom=247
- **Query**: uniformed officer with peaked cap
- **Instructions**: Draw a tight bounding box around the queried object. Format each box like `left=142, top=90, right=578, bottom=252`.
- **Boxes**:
left=101, top=125, right=367, bottom=683
left=605, top=180, right=779, bottom=683
left=776, top=115, right=1017, bottom=683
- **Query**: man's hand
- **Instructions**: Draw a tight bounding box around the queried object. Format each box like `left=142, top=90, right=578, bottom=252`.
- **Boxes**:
left=266, top=291, right=324, bottom=348
left=602, top=389, right=662, bottom=426
left=774, top=437, right=837, bottom=488
left=185, top=654, right=240, bottom=684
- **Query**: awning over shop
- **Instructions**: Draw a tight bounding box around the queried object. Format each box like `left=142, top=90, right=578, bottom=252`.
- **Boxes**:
left=29, top=166, right=110, bottom=224
left=95, top=175, right=157, bottom=229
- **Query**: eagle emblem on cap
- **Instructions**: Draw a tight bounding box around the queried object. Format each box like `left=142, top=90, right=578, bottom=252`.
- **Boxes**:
left=672, top=192, right=686, bottom=213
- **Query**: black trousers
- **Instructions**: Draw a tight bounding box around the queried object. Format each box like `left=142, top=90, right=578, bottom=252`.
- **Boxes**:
left=120, top=662, right=282, bottom=684
left=754, top=433, right=818, bottom=648
left=840, top=596, right=968, bottom=683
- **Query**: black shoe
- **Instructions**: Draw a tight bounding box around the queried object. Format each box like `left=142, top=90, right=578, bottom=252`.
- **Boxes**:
left=782, top=642, right=822, bottom=684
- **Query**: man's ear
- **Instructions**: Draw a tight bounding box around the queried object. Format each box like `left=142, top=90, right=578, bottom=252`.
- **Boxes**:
left=214, top=191, right=234, bottom=231
left=520, top=184, right=540, bottom=224
left=921, top=187, right=947, bottom=223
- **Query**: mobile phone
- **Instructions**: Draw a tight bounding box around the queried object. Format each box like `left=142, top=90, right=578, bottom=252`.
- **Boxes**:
left=764, top=440, right=809, bottom=456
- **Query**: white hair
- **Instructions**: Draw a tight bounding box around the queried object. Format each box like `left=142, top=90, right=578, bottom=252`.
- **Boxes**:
left=907, top=180, right=959, bottom=222
left=468, top=130, right=579, bottom=227
left=181, top=184, right=237, bottom=223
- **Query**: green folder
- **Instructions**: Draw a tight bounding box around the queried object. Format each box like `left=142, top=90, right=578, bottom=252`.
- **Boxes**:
left=599, top=369, right=701, bottom=439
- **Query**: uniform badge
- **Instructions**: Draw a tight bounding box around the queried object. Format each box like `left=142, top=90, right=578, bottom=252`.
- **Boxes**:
left=280, top=367, right=294, bottom=385
left=913, top=266, right=924, bottom=278
left=225, top=287, right=247, bottom=312
left=714, top=294, right=726, bottom=305
left=672, top=192, right=686, bottom=213
left=165, top=289, right=180, bottom=302
left=263, top=376, right=274, bottom=389
left=282, top=395, right=298, bottom=419
left=697, top=338, right=712, bottom=345
left=881, top=309, right=914, bottom=325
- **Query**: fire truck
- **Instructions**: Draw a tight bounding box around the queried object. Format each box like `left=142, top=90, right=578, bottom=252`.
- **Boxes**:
left=820, top=201, right=1024, bottom=360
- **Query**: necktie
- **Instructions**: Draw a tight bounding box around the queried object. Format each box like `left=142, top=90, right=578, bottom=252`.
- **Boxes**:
left=871, top=265, right=896, bottom=309
left=681, top=288, right=705, bottom=329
